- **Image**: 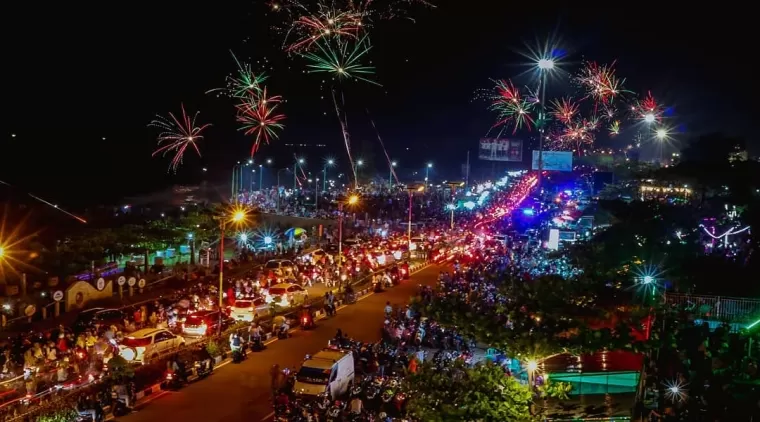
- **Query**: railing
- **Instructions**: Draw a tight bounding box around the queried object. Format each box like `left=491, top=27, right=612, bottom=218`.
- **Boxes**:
left=665, top=293, right=760, bottom=324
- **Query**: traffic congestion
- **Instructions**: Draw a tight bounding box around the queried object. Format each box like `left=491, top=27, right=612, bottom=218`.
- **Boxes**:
left=0, top=171, right=557, bottom=422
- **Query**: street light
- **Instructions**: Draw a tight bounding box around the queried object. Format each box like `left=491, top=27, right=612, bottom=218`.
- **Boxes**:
left=389, top=161, right=397, bottom=189
left=323, top=159, right=335, bottom=192
left=537, top=58, right=555, bottom=70
left=405, top=185, right=425, bottom=248
left=644, top=113, right=656, bottom=123
left=216, top=205, right=249, bottom=334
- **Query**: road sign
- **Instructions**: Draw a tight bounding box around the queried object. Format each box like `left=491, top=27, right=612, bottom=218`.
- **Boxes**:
left=117, top=276, right=126, bottom=286
left=53, top=291, right=64, bottom=302
left=96, top=278, right=105, bottom=291
left=138, top=279, right=146, bottom=288
left=128, top=277, right=136, bottom=287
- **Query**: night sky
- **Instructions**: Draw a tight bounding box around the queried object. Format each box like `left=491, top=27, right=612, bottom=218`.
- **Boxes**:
left=3, top=2, right=755, bottom=206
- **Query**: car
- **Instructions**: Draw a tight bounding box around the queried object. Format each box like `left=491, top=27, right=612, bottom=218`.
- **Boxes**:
left=264, top=259, right=298, bottom=276
left=118, top=328, right=185, bottom=363
left=266, top=283, right=308, bottom=307
left=181, top=310, right=231, bottom=337
left=73, top=308, right=127, bottom=332
left=229, top=297, right=269, bottom=322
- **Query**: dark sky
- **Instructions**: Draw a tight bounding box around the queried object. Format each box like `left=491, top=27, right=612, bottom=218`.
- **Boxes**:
left=3, top=2, right=756, bottom=206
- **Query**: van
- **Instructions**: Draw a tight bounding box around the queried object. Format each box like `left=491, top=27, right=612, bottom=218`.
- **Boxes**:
left=293, top=349, right=355, bottom=399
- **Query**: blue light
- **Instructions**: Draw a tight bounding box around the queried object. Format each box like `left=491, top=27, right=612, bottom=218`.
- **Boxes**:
left=664, top=106, right=675, bottom=117
left=263, top=236, right=273, bottom=245
left=551, top=48, right=566, bottom=59
left=523, top=209, right=535, bottom=216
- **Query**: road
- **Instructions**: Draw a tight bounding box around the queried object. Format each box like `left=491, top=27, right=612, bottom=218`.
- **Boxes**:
left=116, top=264, right=443, bottom=422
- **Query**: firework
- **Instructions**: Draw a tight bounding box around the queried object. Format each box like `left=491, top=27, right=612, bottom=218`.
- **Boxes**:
left=236, top=87, right=286, bottom=157
left=300, top=34, right=380, bottom=85
left=149, top=104, right=211, bottom=172
left=637, top=91, right=662, bottom=122
left=609, top=120, right=620, bottom=136
left=550, top=97, right=579, bottom=124
left=207, top=52, right=268, bottom=99
left=576, top=61, right=630, bottom=105
left=285, top=8, right=363, bottom=52
left=488, top=79, right=536, bottom=134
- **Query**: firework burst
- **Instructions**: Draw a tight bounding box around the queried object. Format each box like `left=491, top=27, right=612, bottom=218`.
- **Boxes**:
left=285, top=7, right=364, bottom=52
left=550, top=97, right=579, bottom=124
left=636, top=91, right=662, bottom=123
left=149, top=104, right=211, bottom=172
left=300, top=34, right=380, bottom=85
left=487, top=79, right=536, bottom=134
left=236, top=86, right=286, bottom=157
left=207, top=52, right=268, bottom=99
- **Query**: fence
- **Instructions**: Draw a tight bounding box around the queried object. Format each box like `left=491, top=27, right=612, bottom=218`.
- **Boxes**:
left=665, top=293, right=760, bottom=325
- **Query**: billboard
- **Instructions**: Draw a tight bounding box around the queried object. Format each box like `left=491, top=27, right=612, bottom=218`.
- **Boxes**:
left=531, top=151, right=573, bottom=171
left=479, top=138, right=523, bottom=162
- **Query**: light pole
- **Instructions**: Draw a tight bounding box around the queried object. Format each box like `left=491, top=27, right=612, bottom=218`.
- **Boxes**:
left=258, top=164, right=263, bottom=190
left=217, top=206, right=248, bottom=334
left=405, top=185, right=425, bottom=248
left=315, top=178, right=320, bottom=208
left=425, top=163, right=432, bottom=188
left=355, top=159, right=364, bottom=189
left=389, top=161, right=397, bottom=189
left=323, top=159, right=334, bottom=192
left=231, top=161, right=241, bottom=200
left=536, top=57, right=554, bottom=186
left=250, top=169, right=255, bottom=192
left=655, top=127, right=669, bottom=165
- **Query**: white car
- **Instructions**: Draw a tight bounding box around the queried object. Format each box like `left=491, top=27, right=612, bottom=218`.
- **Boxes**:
left=266, top=283, right=308, bottom=307
left=118, top=328, right=185, bottom=364
left=264, top=259, right=298, bottom=276
left=229, top=297, right=270, bottom=322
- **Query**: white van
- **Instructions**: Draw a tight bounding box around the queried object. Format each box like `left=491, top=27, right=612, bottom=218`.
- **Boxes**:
left=293, top=349, right=355, bottom=399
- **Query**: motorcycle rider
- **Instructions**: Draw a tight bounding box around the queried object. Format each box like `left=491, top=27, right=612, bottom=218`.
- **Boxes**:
left=249, top=323, right=264, bottom=347
left=384, top=302, right=392, bottom=318
left=229, top=333, right=244, bottom=358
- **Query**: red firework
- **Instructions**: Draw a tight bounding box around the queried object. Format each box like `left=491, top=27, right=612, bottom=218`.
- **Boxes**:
left=285, top=10, right=363, bottom=52
left=236, top=87, right=286, bottom=157
left=550, top=97, right=579, bottom=124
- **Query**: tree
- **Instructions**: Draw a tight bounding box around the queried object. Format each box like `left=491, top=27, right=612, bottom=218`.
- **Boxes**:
left=404, top=360, right=537, bottom=422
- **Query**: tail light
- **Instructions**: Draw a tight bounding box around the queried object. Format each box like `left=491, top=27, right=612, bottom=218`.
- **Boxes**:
left=166, top=372, right=173, bottom=380
left=302, top=317, right=308, bottom=324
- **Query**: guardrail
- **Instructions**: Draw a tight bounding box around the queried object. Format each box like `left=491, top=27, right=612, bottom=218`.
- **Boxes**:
left=0, top=259, right=433, bottom=421
left=665, top=293, right=760, bottom=324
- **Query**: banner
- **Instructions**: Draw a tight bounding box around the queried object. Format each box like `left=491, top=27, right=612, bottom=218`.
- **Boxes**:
left=479, top=138, right=523, bottom=162
left=531, top=151, right=573, bottom=171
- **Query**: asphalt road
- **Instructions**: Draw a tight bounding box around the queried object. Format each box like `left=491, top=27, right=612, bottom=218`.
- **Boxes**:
left=115, top=264, right=443, bottom=422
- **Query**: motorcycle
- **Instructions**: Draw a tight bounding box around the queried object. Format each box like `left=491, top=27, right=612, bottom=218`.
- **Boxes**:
left=300, top=306, right=316, bottom=330
left=110, top=391, right=130, bottom=417
left=250, top=336, right=265, bottom=351
left=161, top=370, right=183, bottom=390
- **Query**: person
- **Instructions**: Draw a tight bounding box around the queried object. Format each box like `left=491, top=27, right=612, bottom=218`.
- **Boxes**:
left=230, top=333, right=243, bottom=355
left=350, top=395, right=363, bottom=414
left=112, top=382, right=133, bottom=410
left=77, top=394, right=98, bottom=421
left=249, top=323, right=263, bottom=342
left=270, top=364, right=281, bottom=393
left=384, top=302, right=392, bottom=318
